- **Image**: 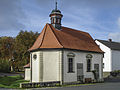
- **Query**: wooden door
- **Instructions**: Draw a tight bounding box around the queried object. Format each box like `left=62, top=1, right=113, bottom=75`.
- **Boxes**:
left=94, top=64, right=99, bottom=80
left=77, top=63, right=83, bottom=82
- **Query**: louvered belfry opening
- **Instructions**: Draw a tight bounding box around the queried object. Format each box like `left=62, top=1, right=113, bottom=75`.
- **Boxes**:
left=49, top=2, right=63, bottom=30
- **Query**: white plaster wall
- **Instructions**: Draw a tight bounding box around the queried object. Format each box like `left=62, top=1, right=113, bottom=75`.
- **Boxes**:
left=92, top=53, right=103, bottom=80
left=112, top=50, right=120, bottom=71
left=25, top=68, right=30, bottom=80
left=63, top=50, right=103, bottom=83
left=43, top=50, right=62, bottom=82
left=95, top=40, right=112, bottom=72
left=31, top=49, right=103, bottom=83
left=31, top=51, right=40, bottom=82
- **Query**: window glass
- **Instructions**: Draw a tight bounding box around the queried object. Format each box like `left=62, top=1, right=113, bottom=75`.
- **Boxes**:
left=68, top=58, right=74, bottom=73
left=103, top=63, right=104, bottom=68
left=87, top=59, right=91, bottom=72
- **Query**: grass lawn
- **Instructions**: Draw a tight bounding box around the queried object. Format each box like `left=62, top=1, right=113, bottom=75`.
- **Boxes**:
left=0, top=75, right=97, bottom=89
left=0, top=75, right=29, bottom=89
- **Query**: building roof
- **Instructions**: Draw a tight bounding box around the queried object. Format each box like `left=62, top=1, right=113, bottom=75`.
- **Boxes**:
left=96, top=39, right=120, bottom=51
left=24, top=63, right=30, bottom=68
left=29, top=24, right=103, bottom=53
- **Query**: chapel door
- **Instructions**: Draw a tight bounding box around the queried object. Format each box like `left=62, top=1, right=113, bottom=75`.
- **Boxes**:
left=94, top=64, right=99, bottom=80
left=77, top=63, right=83, bottom=82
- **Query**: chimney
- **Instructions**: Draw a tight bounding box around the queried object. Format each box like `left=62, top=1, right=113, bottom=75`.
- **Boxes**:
left=108, top=39, right=112, bottom=42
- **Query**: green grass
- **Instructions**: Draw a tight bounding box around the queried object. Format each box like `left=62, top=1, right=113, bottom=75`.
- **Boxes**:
left=0, top=75, right=96, bottom=89
left=0, top=75, right=29, bottom=89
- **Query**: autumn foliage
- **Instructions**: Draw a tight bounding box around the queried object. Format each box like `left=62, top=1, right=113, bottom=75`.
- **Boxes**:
left=0, top=30, right=39, bottom=72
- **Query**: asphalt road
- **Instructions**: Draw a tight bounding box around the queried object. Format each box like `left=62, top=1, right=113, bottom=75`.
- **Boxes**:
left=31, top=82, right=120, bottom=90
left=0, top=82, right=120, bottom=90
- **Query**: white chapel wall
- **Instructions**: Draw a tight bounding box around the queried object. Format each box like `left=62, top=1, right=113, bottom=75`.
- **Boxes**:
left=43, top=50, right=62, bottom=82
left=31, top=51, right=40, bottom=82
left=63, top=50, right=103, bottom=83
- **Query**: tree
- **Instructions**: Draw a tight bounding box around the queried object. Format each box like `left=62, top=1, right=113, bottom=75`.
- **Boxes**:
left=0, top=37, right=15, bottom=60
left=0, top=31, right=39, bottom=72
left=0, top=37, right=15, bottom=72
left=14, top=30, right=39, bottom=70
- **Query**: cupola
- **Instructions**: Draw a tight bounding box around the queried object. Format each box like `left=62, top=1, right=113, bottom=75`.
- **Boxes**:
left=49, top=2, right=63, bottom=30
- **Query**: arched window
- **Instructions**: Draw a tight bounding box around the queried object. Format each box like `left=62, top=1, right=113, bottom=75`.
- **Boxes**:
left=53, top=18, right=55, bottom=24
left=54, top=18, right=56, bottom=23
left=87, top=59, right=91, bottom=72
left=68, top=58, right=74, bottom=72
left=67, top=53, right=75, bottom=73
left=57, top=19, right=60, bottom=23
left=86, top=54, right=92, bottom=72
left=51, top=18, right=54, bottom=24
left=56, top=19, right=58, bottom=24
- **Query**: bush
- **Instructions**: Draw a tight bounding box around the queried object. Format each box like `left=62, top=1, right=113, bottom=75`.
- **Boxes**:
left=0, top=59, right=10, bottom=73
left=110, top=70, right=120, bottom=77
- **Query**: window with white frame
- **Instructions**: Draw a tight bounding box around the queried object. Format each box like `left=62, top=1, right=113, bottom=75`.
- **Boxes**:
left=68, top=58, right=74, bottom=73
left=86, top=54, right=92, bottom=72
left=67, top=53, right=75, bottom=73
left=103, top=63, right=104, bottom=68
left=87, top=59, right=91, bottom=72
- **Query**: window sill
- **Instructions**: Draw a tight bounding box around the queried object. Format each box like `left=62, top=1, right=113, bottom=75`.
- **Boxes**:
left=87, top=71, right=91, bottom=72
left=67, top=71, right=75, bottom=73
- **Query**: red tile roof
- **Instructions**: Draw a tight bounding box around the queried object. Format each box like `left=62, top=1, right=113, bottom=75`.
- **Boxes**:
left=29, top=24, right=103, bottom=53
left=24, top=63, right=30, bottom=68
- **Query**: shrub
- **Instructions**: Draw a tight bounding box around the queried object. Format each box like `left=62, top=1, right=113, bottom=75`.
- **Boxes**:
left=110, top=70, right=120, bottom=77
left=0, top=59, right=10, bottom=73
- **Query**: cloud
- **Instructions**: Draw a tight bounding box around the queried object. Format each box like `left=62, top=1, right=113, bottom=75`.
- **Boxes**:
left=108, top=32, right=120, bottom=42
left=60, top=0, right=120, bottom=9
left=0, top=0, right=26, bottom=33
left=22, top=12, right=49, bottom=33
left=107, top=17, right=120, bottom=42
left=0, top=0, right=120, bottom=40
left=62, top=6, right=112, bottom=39
left=117, top=17, right=120, bottom=29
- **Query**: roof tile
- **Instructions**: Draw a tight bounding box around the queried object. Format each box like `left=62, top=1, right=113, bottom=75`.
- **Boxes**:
left=29, top=24, right=103, bottom=53
left=96, top=39, right=120, bottom=51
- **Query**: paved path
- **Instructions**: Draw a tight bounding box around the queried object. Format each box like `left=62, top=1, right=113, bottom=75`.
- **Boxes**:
left=0, top=82, right=120, bottom=90
left=30, top=82, right=120, bottom=90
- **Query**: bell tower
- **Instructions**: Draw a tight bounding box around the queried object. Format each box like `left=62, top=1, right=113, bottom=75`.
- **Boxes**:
left=49, top=1, right=63, bottom=30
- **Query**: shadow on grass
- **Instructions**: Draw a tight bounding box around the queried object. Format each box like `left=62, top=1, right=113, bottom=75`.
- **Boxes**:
left=0, top=75, right=29, bottom=89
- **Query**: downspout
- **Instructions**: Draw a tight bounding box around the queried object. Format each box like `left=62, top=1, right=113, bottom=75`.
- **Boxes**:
left=109, top=41, right=112, bottom=72
left=61, top=49, right=64, bottom=85
left=101, top=54, right=104, bottom=81
left=30, top=53, right=32, bottom=83
left=110, top=49, right=112, bottom=71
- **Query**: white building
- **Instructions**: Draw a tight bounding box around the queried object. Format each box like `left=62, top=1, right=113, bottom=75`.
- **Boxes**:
left=95, top=39, right=120, bottom=76
left=25, top=3, right=104, bottom=84
left=24, top=63, right=30, bottom=80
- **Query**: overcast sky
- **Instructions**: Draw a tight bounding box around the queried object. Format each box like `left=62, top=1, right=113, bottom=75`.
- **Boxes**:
left=0, top=0, right=120, bottom=41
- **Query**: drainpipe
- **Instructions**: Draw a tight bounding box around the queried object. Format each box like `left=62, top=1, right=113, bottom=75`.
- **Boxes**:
left=61, top=49, right=64, bottom=85
left=30, top=53, right=32, bottom=83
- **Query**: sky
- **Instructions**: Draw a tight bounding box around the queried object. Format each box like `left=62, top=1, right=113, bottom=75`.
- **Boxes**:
left=0, top=0, right=120, bottom=42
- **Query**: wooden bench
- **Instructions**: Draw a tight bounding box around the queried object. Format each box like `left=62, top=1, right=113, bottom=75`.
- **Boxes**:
left=85, top=78, right=92, bottom=83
